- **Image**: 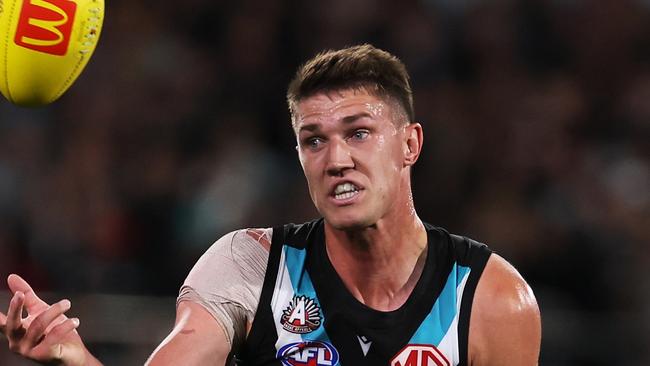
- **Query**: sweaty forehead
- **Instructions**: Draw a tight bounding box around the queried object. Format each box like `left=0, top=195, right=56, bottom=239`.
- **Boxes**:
left=293, top=90, right=391, bottom=127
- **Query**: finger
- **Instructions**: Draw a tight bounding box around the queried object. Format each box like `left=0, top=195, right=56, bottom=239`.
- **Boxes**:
left=24, top=300, right=71, bottom=348
left=0, top=311, right=6, bottom=334
left=5, top=292, right=26, bottom=341
left=7, top=274, right=48, bottom=313
left=46, top=317, right=79, bottom=342
left=30, top=318, right=79, bottom=361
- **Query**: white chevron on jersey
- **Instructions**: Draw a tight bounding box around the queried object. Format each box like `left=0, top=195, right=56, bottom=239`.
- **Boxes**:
left=271, top=247, right=302, bottom=349
left=436, top=267, right=471, bottom=365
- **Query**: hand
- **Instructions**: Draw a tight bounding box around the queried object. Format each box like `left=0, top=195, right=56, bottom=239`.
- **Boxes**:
left=0, top=274, right=93, bottom=365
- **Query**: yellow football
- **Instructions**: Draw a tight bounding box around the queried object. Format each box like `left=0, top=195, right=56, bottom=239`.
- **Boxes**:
left=0, top=0, right=104, bottom=106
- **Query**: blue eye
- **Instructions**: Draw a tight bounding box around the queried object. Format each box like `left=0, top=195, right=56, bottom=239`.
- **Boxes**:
left=351, top=130, right=369, bottom=140
left=306, top=137, right=324, bottom=149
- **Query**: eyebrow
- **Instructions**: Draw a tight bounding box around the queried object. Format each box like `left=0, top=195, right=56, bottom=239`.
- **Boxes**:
left=298, top=112, right=373, bottom=133
left=341, top=112, right=373, bottom=124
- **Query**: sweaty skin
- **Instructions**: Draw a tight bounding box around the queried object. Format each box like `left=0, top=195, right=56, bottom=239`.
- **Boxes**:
left=2, top=87, right=540, bottom=366
left=293, top=88, right=427, bottom=311
left=293, top=89, right=416, bottom=231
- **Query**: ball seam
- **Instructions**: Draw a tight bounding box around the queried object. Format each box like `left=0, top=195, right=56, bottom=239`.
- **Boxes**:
left=54, top=2, right=103, bottom=102
left=2, top=0, right=19, bottom=103
left=54, top=53, right=85, bottom=101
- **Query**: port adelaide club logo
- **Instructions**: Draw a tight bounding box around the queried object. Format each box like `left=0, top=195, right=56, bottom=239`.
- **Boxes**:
left=281, top=295, right=322, bottom=334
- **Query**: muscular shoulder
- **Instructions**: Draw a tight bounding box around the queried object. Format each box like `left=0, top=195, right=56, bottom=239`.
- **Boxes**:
left=468, top=254, right=541, bottom=366
left=178, top=228, right=272, bottom=345
left=182, top=228, right=272, bottom=293
left=207, top=228, right=271, bottom=258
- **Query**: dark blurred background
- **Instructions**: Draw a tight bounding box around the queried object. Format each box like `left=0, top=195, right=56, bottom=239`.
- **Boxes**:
left=1, top=0, right=649, bottom=364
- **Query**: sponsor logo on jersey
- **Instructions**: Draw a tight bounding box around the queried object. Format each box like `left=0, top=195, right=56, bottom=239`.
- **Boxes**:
left=277, top=340, right=339, bottom=366
left=15, top=0, right=77, bottom=55
left=280, top=294, right=322, bottom=334
left=357, top=335, right=372, bottom=356
left=390, top=344, right=450, bottom=366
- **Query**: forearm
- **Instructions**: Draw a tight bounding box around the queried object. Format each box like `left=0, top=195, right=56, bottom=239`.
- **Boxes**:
left=145, top=302, right=230, bottom=366
left=50, top=342, right=103, bottom=366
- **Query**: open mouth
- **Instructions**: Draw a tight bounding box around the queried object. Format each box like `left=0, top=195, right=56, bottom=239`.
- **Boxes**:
left=333, top=182, right=361, bottom=200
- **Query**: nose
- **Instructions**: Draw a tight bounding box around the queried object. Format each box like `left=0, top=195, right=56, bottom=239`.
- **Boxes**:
left=326, top=138, right=354, bottom=176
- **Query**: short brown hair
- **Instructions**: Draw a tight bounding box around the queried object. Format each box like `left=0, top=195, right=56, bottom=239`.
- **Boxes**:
left=287, top=44, right=414, bottom=125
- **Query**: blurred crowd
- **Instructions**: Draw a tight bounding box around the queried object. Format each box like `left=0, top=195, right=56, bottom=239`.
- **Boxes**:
left=0, top=0, right=648, bottom=364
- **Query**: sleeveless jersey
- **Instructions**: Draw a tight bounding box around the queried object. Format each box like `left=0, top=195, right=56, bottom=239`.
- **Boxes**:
left=237, top=219, right=492, bottom=366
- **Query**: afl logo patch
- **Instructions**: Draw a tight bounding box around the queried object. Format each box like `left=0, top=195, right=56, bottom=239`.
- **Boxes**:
left=277, top=341, right=339, bottom=366
left=280, top=295, right=322, bottom=334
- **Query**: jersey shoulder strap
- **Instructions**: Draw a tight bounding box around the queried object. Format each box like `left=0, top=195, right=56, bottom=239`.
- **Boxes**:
left=425, top=224, right=492, bottom=365
left=236, top=219, right=322, bottom=365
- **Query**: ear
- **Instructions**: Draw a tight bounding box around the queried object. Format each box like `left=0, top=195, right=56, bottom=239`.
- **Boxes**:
left=403, top=123, right=423, bottom=167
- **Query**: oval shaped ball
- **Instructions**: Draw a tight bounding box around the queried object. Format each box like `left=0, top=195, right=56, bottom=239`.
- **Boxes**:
left=0, top=0, right=104, bottom=107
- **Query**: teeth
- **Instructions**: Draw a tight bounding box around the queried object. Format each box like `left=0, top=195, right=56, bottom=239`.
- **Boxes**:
left=334, top=183, right=357, bottom=194
left=334, top=183, right=359, bottom=200
left=335, top=191, right=357, bottom=200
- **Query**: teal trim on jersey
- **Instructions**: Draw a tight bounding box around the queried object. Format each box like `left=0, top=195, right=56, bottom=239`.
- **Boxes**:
left=455, top=265, right=471, bottom=287
left=408, top=263, right=471, bottom=345
left=283, top=246, right=340, bottom=364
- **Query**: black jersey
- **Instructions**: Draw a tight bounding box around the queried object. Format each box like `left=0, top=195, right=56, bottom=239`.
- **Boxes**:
left=237, top=219, right=491, bottom=366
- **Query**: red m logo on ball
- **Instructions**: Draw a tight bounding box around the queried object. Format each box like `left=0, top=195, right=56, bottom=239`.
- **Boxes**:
left=14, top=0, right=77, bottom=55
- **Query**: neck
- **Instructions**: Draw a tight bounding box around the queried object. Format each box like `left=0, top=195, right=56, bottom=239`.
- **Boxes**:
left=323, top=210, right=428, bottom=312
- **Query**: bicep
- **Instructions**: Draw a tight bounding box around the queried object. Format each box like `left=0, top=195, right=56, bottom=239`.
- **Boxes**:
left=146, top=301, right=231, bottom=366
left=179, top=229, right=268, bottom=347
left=469, top=254, right=541, bottom=366
left=149, top=229, right=269, bottom=365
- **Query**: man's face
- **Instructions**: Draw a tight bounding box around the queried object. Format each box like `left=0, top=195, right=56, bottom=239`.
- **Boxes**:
left=293, top=88, right=415, bottom=230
